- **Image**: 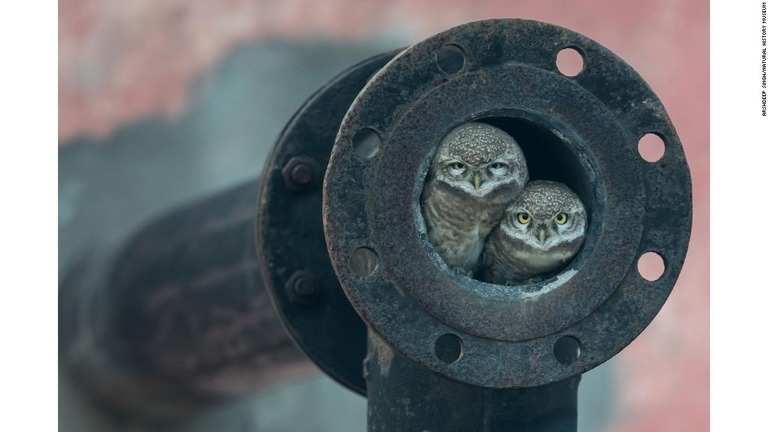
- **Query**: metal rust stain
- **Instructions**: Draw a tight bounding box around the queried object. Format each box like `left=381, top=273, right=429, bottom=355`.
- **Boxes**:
left=370, top=332, right=395, bottom=377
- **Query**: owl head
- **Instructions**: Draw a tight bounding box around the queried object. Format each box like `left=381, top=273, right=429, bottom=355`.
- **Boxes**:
left=430, top=122, right=529, bottom=198
left=500, top=180, right=587, bottom=253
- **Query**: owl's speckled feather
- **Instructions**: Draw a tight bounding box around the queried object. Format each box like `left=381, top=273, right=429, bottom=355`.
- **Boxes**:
left=421, top=122, right=528, bottom=275
left=480, top=180, right=587, bottom=285
left=443, top=123, right=510, bottom=165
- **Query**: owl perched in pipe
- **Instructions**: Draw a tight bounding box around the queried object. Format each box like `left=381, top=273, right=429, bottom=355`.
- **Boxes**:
left=480, top=180, right=587, bottom=285
left=421, top=122, right=529, bottom=276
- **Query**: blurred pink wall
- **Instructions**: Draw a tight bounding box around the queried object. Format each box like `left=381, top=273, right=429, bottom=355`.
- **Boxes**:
left=59, top=1, right=709, bottom=430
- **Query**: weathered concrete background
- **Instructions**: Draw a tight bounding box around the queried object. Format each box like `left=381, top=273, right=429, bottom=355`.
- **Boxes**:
left=59, top=1, right=709, bottom=431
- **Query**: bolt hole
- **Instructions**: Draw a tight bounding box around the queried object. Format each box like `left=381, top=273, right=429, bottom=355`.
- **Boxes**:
left=435, top=44, right=466, bottom=75
left=350, top=247, right=380, bottom=277
left=638, top=251, right=665, bottom=281
left=352, top=128, right=382, bottom=160
left=638, top=133, right=666, bottom=163
left=554, top=336, right=582, bottom=365
left=435, top=333, right=464, bottom=364
left=556, top=47, right=585, bottom=77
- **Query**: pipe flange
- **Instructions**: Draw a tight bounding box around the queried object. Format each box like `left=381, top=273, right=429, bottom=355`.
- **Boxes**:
left=323, top=19, right=692, bottom=388
left=256, top=51, right=400, bottom=395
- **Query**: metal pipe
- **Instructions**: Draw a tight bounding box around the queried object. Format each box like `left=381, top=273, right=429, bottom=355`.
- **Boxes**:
left=322, top=19, right=692, bottom=430
left=366, top=331, right=580, bottom=432
left=59, top=49, right=400, bottom=420
left=59, top=180, right=312, bottom=419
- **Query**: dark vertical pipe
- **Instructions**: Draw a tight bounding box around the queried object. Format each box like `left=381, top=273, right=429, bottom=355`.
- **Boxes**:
left=59, top=179, right=312, bottom=419
left=365, top=331, right=580, bottom=432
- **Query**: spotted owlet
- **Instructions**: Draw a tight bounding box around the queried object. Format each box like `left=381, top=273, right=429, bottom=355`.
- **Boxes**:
left=420, top=122, right=529, bottom=276
left=480, top=180, right=587, bottom=285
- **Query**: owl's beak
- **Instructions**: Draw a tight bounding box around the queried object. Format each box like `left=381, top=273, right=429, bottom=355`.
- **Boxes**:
left=534, top=226, right=549, bottom=245
left=472, top=173, right=482, bottom=190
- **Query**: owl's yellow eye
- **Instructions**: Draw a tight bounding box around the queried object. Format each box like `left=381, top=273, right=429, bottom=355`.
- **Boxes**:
left=488, top=162, right=508, bottom=176
left=555, top=212, right=568, bottom=225
left=516, top=212, right=531, bottom=224
left=449, top=162, right=465, bottom=171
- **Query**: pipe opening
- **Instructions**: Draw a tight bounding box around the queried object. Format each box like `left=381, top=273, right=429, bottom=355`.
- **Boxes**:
left=418, top=115, right=598, bottom=288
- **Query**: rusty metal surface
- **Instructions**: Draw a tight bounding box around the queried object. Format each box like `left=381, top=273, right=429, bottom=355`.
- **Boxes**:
left=324, top=19, right=692, bottom=388
left=366, top=331, right=579, bottom=431
left=256, top=51, right=401, bottom=396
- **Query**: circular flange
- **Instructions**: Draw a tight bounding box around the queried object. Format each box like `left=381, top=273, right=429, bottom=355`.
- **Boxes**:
left=323, top=19, right=692, bottom=388
left=256, top=50, right=400, bottom=396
